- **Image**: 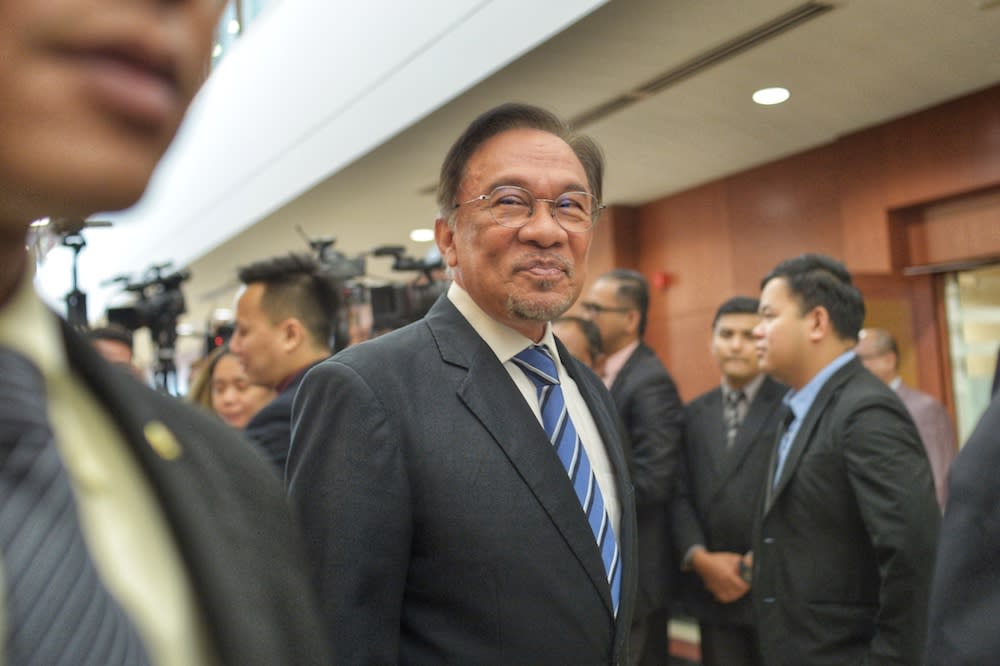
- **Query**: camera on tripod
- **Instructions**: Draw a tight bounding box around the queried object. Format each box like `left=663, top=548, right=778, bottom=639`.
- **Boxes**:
left=105, top=263, right=191, bottom=394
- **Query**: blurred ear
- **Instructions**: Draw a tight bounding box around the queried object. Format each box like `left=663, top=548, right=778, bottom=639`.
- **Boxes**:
left=806, top=306, right=831, bottom=342
left=279, top=317, right=306, bottom=351
left=435, top=218, right=458, bottom=268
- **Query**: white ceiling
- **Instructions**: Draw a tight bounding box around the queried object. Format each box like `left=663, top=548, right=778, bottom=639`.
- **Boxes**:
left=133, top=0, right=1000, bottom=322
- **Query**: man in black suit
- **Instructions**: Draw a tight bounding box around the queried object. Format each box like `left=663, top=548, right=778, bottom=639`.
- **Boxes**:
left=672, top=296, right=785, bottom=666
left=0, top=1, right=328, bottom=663
left=751, top=254, right=939, bottom=665
left=582, top=269, right=684, bottom=666
left=926, top=391, right=1000, bottom=663
left=288, top=103, right=637, bottom=664
left=230, top=253, right=335, bottom=473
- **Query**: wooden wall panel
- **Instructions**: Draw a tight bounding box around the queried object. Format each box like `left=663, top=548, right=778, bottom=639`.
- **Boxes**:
left=885, top=85, right=1000, bottom=208
left=904, top=187, right=1000, bottom=267
left=724, top=146, right=844, bottom=288
left=838, top=128, right=892, bottom=273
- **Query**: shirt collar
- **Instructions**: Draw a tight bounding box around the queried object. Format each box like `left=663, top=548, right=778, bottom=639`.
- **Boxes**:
left=603, top=339, right=640, bottom=388
left=446, top=281, right=560, bottom=366
left=723, top=371, right=766, bottom=403
left=783, top=350, right=856, bottom=422
left=0, top=265, right=69, bottom=383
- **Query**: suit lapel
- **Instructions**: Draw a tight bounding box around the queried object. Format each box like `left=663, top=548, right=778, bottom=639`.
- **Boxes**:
left=59, top=322, right=246, bottom=650
left=426, top=299, right=614, bottom=613
left=765, top=360, right=858, bottom=513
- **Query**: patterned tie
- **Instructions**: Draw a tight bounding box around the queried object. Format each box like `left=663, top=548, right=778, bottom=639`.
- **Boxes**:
left=724, top=389, right=746, bottom=449
left=771, top=408, right=798, bottom=488
left=0, top=347, right=150, bottom=665
left=513, top=345, right=621, bottom=615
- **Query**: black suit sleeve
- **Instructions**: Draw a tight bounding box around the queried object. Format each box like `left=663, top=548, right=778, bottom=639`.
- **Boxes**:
left=287, top=360, right=411, bottom=664
left=926, top=394, right=1000, bottom=664
left=670, top=439, right=706, bottom=561
left=842, top=398, right=940, bottom=664
left=624, top=365, right=684, bottom=507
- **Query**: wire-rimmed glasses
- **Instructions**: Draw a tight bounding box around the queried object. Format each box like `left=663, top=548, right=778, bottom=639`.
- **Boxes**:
left=454, top=185, right=603, bottom=233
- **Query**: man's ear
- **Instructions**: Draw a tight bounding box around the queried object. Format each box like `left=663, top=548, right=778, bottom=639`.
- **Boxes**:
left=626, top=308, right=642, bottom=336
left=279, top=317, right=306, bottom=352
left=435, top=217, right=458, bottom=269
left=806, top=306, right=831, bottom=342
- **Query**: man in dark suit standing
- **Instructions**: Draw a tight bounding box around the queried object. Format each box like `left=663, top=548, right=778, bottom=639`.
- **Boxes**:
left=926, top=391, right=1000, bottom=664
left=230, top=253, right=335, bottom=473
left=672, top=296, right=785, bottom=666
left=751, top=254, right=939, bottom=665
left=0, top=1, right=329, bottom=663
left=288, top=103, right=637, bottom=664
left=582, top=269, right=684, bottom=666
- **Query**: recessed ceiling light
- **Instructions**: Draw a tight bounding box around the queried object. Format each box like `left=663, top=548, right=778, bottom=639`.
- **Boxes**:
left=410, top=228, right=435, bottom=242
left=752, top=87, right=790, bottom=106
left=227, top=19, right=241, bottom=35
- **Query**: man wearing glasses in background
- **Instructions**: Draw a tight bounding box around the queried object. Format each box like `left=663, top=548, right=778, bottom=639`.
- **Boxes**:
left=581, top=269, right=685, bottom=666
left=288, top=103, right=637, bottom=664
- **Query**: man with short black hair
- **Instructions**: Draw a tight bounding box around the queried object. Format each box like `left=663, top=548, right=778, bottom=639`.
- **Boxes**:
left=288, top=103, right=637, bottom=664
left=672, top=296, right=785, bottom=666
left=582, top=268, right=684, bottom=666
left=855, top=327, right=956, bottom=509
left=230, top=253, right=336, bottom=473
left=752, top=254, right=939, bottom=665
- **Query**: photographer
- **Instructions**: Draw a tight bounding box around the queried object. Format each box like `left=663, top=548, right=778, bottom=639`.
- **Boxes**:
left=231, top=253, right=336, bottom=475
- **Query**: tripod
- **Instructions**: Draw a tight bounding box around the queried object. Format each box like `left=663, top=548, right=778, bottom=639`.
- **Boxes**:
left=62, top=233, right=89, bottom=330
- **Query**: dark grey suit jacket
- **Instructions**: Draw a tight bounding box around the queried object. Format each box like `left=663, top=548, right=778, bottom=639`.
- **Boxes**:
left=672, top=375, right=786, bottom=625
left=288, top=295, right=637, bottom=665
left=61, top=321, right=330, bottom=665
left=753, top=357, right=939, bottom=666
left=608, top=342, right=684, bottom=618
left=925, top=391, right=1000, bottom=664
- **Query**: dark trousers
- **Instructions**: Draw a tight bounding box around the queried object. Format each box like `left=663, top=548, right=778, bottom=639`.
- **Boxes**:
left=631, top=608, right=671, bottom=666
left=698, top=621, right=762, bottom=666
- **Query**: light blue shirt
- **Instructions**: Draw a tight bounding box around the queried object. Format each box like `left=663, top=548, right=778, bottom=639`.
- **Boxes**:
left=772, top=350, right=856, bottom=487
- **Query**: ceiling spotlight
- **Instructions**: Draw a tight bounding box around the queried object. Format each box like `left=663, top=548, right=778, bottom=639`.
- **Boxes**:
left=752, top=87, right=791, bottom=106
left=410, top=228, right=435, bottom=242
left=227, top=19, right=241, bottom=35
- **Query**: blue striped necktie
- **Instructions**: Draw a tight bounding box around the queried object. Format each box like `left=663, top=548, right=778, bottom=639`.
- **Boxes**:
left=513, top=345, right=621, bottom=615
left=0, top=347, right=150, bottom=665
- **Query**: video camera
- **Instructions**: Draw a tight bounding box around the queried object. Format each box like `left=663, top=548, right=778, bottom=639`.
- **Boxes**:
left=105, top=263, right=190, bottom=393
left=297, top=229, right=448, bottom=349
left=367, top=245, right=446, bottom=333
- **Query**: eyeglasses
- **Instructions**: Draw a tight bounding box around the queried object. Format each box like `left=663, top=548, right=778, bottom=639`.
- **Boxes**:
left=454, top=185, right=603, bottom=233
left=580, top=301, right=632, bottom=315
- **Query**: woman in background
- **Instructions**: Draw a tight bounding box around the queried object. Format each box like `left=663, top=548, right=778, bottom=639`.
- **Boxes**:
left=190, top=345, right=275, bottom=430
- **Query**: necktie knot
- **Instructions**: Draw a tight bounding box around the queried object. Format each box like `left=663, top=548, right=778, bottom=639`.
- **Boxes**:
left=726, top=389, right=745, bottom=408
left=513, top=345, right=560, bottom=387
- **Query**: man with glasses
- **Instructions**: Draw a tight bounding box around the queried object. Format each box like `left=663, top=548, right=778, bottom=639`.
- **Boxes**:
left=581, top=269, right=685, bottom=666
left=288, top=103, right=637, bottom=663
